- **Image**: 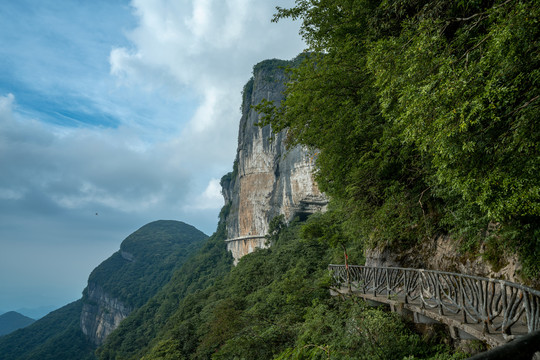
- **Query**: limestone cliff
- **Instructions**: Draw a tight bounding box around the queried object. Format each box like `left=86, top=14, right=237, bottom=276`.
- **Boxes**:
left=365, top=235, right=524, bottom=285
left=222, top=59, right=327, bottom=263
left=80, top=282, right=131, bottom=346
left=80, top=220, right=207, bottom=346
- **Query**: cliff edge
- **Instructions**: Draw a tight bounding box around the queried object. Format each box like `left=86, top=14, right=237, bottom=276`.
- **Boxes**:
left=222, top=59, right=327, bottom=264
left=80, top=220, right=207, bottom=346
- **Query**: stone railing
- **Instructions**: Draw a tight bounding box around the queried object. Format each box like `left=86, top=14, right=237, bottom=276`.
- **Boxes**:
left=224, top=235, right=266, bottom=243
left=329, top=265, right=540, bottom=337
left=225, top=235, right=267, bottom=265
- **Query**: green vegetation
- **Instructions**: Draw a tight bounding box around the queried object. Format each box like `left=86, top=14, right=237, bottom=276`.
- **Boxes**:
left=257, top=0, right=540, bottom=279
left=86, top=220, right=208, bottom=308
left=97, top=210, right=234, bottom=359
left=5, top=2, right=538, bottom=358
left=0, top=311, right=35, bottom=336
left=98, top=212, right=464, bottom=359
left=0, top=220, right=208, bottom=360
left=0, top=300, right=95, bottom=360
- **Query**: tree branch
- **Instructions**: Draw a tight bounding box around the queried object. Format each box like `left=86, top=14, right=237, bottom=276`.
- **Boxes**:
left=509, top=95, right=540, bottom=116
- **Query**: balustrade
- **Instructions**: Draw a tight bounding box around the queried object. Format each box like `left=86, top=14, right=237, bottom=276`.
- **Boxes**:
left=329, top=265, right=540, bottom=337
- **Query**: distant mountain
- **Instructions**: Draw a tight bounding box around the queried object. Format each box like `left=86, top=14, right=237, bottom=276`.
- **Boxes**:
left=15, top=305, right=56, bottom=319
left=0, top=311, right=35, bottom=336
left=0, top=300, right=95, bottom=360
left=0, top=220, right=207, bottom=360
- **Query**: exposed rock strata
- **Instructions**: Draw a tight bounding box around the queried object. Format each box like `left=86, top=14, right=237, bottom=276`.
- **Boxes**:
left=80, top=282, right=131, bottom=346
left=222, top=59, right=327, bottom=264
left=79, top=220, right=207, bottom=346
left=225, top=235, right=267, bottom=264
left=365, top=235, right=523, bottom=284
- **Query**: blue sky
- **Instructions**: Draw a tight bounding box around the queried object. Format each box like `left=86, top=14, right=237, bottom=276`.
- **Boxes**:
left=0, top=0, right=304, bottom=317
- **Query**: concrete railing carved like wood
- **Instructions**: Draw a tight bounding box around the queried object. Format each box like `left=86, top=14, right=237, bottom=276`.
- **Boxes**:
left=329, top=264, right=540, bottom=349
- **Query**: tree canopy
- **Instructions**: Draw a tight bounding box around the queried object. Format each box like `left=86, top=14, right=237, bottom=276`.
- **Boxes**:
left=258, top=0, right=540, bottom=279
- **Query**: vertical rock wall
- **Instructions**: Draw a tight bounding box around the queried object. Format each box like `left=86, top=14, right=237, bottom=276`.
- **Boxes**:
left=222, top=59, right=327, bottom=264
left=78, top=220, right=207, bottom=346
left=80, top=282, right=132, bottom=346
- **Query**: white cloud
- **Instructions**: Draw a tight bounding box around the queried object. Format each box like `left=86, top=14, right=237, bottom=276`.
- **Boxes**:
left=0, top=0, right=304, bottom=311
left=0, top=1, right=305, bottom=226
left=0, top=93, right=190, bottom=215
left=187, top=178, right=224, bottom=210
left=188, top=86, right=220, bottom=133
left=0, top=93, right=15, bottom=116
left=110, top=0, right=304, bottom=143
left=0, top=188, right=25, bottom=200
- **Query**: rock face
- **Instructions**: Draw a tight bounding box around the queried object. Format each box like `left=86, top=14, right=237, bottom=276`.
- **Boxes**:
left=80, top=283, right=131, bottom=346
left=79, top=220, right=207, bottom=346
left=222, top=59, right=327, bottom=264
left=365, top=234, right=524, bottom=284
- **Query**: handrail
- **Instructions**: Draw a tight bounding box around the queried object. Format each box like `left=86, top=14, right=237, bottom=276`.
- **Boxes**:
left=329, top=264, right=540, bottom=336
left=225, top=235, right=266, bottom=243
left=466, top=330, right=540, bottom=360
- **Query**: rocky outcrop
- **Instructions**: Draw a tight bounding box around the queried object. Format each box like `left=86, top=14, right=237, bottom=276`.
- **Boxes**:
left=79, top=220, right=207, bottom=346
left=222, top=59, right=327, bottom=264
left=80, top=282, right=132, bottom=346
left=365, top=235, right=523, bottom=284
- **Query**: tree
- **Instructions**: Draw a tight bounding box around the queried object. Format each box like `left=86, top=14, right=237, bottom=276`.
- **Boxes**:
left=260, top=0, right=540, bottom=278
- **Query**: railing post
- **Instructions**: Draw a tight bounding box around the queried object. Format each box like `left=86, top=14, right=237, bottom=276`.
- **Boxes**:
left=459, top=276, right=467, bottom=324
left=404, top=270, right=408, bottom=304
left=435, top=273, right=443, bottom=316
left=373, top=268, right=377, bottom=297
left=501, top=282, right=512, bottom=335
left=419, top=269, right=425, bottom=309
left=385, top=268, right=390, bottom=298
left=483, top=280, right=489, bottom=334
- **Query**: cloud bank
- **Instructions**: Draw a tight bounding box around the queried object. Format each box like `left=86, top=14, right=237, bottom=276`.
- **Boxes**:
left=0, top=0, right=304, bottom=312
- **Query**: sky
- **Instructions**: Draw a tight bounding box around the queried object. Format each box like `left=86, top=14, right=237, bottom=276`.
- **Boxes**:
left=0, top=0, right=304, bottom=317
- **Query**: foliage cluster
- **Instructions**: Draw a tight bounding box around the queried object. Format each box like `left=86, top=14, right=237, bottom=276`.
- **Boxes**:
left=98, top=212, right=462, bottom=360
left=258, top=0, right=540, bottom=278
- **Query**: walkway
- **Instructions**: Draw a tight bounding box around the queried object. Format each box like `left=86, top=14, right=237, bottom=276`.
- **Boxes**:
left=329, top=265, right=540, bottom=348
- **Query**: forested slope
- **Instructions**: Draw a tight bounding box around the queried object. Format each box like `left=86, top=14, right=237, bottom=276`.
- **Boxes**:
left=84, top=220, right=208, bottom=310
left=0, top=220, right=208, bottom=360
left=98, top=211, right=466, bottom=359
left=97, top=211, right=234, bottom=359
left=0, top=300, right=95, bottom=360
left=258, top=0, right=539, bottom=281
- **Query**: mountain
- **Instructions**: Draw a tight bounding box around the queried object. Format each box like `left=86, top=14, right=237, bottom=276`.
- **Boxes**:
left=15, top=305, right=56, bottom=320
left=84, top=57, right=462, bottom=359
left=0, top=311, right=35, bottom=336
left=81, top=220, right=207, bottom=346
left=0, top=300, right=95, bottom=360
left=221, top=58, right=327, bottom=264
left=97, top=214, right=233, bottom=359
left=0, top=220, right=207, bottom=360
left=96, top=58, right=329, bottom=359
